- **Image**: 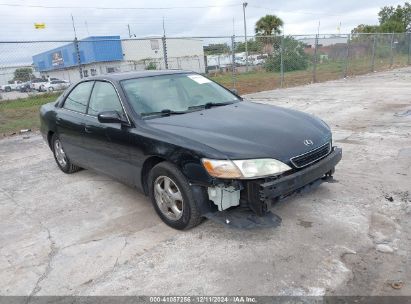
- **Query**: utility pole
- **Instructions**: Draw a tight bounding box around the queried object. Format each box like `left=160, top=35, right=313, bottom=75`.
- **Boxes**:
left=312, top=20, right=320, bottom=83
left=162, top=16, right=168, bottom=69
left=71, top=14, right=83, bottom=79
left=127, top=24, right=131, bottom=38
left=242, top=2, right=248, bottom=72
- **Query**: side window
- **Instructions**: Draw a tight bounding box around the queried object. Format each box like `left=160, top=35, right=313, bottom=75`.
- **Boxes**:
left=87, top=81, right=124, bottom=116
left=63, top=81, right=94, bottom=113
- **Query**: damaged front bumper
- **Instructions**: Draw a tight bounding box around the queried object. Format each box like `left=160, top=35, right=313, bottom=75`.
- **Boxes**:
left=245, top=147, right=342, bottom=215
left=199, top=147, right=342, bottom=227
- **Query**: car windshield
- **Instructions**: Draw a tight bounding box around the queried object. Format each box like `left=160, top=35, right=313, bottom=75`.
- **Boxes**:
left=121, top=73, right=240, bottom=117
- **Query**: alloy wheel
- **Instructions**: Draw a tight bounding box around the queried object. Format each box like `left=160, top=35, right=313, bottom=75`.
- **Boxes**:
left=54, top=139, right=67, bottom=167
left=153, top=176, right=184, bottom=220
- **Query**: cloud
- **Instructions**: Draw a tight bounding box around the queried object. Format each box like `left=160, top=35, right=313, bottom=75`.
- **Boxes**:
left=0, top=0, right=406, bottom=41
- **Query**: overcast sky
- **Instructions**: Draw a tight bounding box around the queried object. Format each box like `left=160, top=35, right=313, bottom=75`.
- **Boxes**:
left=0, top=0, right=406, bottom=41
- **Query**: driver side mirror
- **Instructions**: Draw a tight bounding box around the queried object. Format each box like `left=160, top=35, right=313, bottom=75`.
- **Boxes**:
left=97, top=111, right=127, bottom=124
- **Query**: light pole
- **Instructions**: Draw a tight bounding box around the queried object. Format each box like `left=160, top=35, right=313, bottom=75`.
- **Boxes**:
left=242, top=2, right=249, bottom=72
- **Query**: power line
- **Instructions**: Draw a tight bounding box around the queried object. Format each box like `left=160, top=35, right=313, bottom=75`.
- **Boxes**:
left=248, top=5, right=343, bottom=17
left=0, top=2, right=240, bottom=10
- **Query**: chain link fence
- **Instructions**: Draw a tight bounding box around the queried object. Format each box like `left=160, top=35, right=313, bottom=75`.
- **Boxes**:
left=0, top=33, right=410, bottom=99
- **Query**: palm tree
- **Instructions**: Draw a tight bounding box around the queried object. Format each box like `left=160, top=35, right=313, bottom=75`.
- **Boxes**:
left=255, top=15, right=284, bottom=36
left=255, top=15, right=284, bottom=54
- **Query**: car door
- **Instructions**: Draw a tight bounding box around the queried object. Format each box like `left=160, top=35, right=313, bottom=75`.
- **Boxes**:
left=51, top=81, right=59, bottom=90
left=56, top=80, right=66, bottom=90
left=81, top=80, right=134, bottom=184
left=56, top=81, right=94, bottom=167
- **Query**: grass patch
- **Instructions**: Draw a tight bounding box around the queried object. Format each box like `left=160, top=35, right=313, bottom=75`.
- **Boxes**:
left=0, top=93, right=60, bottom=136
left=210, top=55, right=410, bottom=94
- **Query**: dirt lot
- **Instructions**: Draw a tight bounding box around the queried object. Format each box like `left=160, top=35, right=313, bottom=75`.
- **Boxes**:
left=0, top=68, right=410, bottom=296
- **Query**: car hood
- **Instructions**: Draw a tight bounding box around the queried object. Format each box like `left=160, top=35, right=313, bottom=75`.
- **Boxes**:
left=145, top=101, right=332, bottom=162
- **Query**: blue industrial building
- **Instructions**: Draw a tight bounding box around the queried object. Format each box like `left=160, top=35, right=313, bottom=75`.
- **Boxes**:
left=32, top=36, right=123, bottom=73
left=31, top=35, right=205, bottom=82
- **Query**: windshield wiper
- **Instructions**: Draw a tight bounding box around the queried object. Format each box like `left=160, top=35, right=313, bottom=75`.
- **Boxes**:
left=141, top=109, right=189, bottom=117
left=188, top=101, right=236, bottom=110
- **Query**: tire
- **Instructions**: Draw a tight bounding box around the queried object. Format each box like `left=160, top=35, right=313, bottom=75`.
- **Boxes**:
left=51, top=134, right=81, bottom=174
left=5, top=86, right=11, bottom=92
left=148, top=162, right=203, bottom=230
left=48, top=87, right=54, bottom=92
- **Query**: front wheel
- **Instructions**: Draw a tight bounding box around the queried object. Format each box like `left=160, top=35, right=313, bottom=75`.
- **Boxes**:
left=51, top=134, right=81, bottom=174
left=148, top=162, right=203, bottom=230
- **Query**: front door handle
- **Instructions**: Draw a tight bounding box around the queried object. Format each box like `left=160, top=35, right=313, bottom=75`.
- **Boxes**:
left=84, top=126, right=93, bottom=134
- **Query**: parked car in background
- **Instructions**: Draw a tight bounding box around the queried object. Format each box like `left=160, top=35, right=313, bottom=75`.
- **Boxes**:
left=40, top=80, right=70, bottom=92
left=235, top=56, right=247, bottom=66
left=18, top=81, right=32, bottom=92
left=252, top=54, right=268, bottom=65
left=235, top=54, right=268, bottom=66
left=39, top=70, right=342, bottom=230
left=0, top=84, right=12, bottom=92
left=31, top=78, right=48, bottom=91
left=0, top=81, right=22, bottom=92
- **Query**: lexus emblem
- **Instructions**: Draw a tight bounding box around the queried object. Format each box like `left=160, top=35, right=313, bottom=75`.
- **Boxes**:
left=303, top=139, right=314, bottom=146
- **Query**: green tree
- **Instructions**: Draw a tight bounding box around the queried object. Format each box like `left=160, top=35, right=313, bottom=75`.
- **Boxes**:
left=255, top=15, right=283, bottom=35
left=351, top=2, right=411, bottom=33
left=204, top=43, right=230, bottom=55
left=351, top=24, right=380, bottom=34
left=380, top=19, right=407, bottom=32
left=379, top=2, right=411, bottom=32
left=235, top=39, right=262, bottom=53
left=13, top=67, right=34, bottom=82
left=254, top=15, right=284, bottom=54
left=264, top=36, right=309, bottom=72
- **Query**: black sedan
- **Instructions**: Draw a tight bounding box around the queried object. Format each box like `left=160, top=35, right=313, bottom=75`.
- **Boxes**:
left=40, top=70, right=342, bottom=229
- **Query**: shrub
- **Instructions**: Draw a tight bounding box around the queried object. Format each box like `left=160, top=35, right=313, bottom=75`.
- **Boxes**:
left=146, top=62, right=157, bottom=70
left=264, top=36, right=310, bottom=72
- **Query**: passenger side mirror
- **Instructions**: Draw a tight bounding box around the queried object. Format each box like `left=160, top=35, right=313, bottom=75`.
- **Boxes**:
left=97, top=111, right=126, bottom=124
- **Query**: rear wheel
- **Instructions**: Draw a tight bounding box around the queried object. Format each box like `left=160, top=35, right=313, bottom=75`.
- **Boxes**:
left=148, top=162, right=203, bottom=230
left=51, top=134, right=81, bottom=174
left=48, top=87, right=54, bottom=92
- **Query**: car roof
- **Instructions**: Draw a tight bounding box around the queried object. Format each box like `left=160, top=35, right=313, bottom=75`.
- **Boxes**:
left=86, top=70, right=194, bottom=82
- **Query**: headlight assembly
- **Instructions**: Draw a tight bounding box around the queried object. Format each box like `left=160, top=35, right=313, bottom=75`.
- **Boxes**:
left=202, top=158, right=291, bottom=179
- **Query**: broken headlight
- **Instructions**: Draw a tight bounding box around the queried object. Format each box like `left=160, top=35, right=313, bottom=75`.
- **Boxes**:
left=202, top=158, right=291, bottom=179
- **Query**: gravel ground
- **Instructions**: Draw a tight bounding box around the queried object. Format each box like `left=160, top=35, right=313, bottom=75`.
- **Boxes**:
left=0, top=68, right=410, bottom=296
left=0, top=91, right=38, bottom=101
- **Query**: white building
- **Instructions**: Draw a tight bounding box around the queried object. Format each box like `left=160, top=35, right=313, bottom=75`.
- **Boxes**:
left=121, top=37, right=205, bottom=72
